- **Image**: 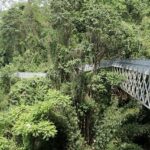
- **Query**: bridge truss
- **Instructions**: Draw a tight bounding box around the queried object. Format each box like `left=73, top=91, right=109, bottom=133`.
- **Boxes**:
left=83, top=60, right=150, bottom=109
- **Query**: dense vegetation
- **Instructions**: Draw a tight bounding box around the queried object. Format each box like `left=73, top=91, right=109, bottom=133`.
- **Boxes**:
left=0, top=0, right=150, bottom=150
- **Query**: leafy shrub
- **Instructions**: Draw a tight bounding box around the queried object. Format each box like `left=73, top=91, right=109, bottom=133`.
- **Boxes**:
left=1, top=89, right=86, bottom=150
left=9, top=78, right=51, bottom=105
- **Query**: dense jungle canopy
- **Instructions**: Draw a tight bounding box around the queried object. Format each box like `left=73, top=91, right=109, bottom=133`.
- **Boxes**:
left=0, top=0, right=150, bottom=150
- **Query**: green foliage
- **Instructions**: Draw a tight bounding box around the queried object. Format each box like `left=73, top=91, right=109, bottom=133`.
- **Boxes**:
left=94, top=97, right=140, bottom=150
left=0, top=64, right=17, bottom=93
left=0, top=137, right=10, bottom=150
left=106, top=140, right=143, bottom=150
left=0, top=90, right=8, bottom=111
left=0, top=0, right=150, bottom=150
left=13, top=121, right=57, bottom=140
left=0, top=137, right=19, bottom=150
left=0, top=2, right=51, bottom=71
left=9, top=78, right=51, bottom=105
left=1, top=89, right=86, bottom=150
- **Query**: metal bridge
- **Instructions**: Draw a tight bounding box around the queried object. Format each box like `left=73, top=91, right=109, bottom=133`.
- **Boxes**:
left=12, top=59, right=150, bottom=109
left=82, top=59, right=150, bottom=109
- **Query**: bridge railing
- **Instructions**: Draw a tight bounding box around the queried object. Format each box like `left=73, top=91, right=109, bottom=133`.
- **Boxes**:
left=99, top=59, right=150, bottom=75
left=13, top=72, right=47, bottom=79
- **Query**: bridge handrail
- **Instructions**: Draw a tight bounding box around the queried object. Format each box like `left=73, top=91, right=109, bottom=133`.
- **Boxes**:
left=81, top=59, right=150, bottom=75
